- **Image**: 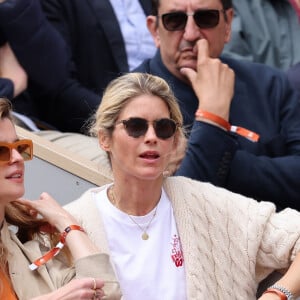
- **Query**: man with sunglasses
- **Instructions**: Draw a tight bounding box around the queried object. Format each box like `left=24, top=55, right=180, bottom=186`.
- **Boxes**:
left=134, top=0, right=300, bottom=210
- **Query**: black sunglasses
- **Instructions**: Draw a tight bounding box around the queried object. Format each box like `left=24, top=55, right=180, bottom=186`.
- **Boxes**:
left=115, top=117, right=178, bottom=139
left=160, top=9, right=224, bottom=31
left=0, top=139, right=33, bottom=164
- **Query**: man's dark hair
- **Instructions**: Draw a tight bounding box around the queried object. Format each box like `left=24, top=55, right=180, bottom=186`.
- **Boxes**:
left=151, top=0, right=233, bottom=15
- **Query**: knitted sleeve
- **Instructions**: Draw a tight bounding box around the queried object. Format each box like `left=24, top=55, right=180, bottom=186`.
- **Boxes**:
left=256, top=207, right=300, bottom=267
left=166, top=176, right=300, bottom=292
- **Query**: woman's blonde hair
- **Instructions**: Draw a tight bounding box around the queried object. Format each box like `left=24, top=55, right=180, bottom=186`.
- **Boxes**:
left=89, top=72, right=185, bottom=143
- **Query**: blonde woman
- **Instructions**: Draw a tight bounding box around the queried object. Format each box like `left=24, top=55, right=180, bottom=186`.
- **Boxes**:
left=65, top=72, right=300, bottom=300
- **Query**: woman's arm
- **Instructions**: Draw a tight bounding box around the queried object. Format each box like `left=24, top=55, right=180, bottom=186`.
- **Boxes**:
left=259, top=252, right=300, bottom=299
left=15, top=193, right=121, bottom=299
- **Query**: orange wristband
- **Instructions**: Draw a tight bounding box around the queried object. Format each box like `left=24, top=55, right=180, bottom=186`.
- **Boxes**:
left=195, top=109, right=230, bottom=131
left=263, top=288, right=288, bottom=300
left=29, top=225, right=85, bottom=271
left=230, top=126, right=260, bottom=142
left=195, top=109, right=260, bottom=142
left=60, top=224, right=85, bottom=243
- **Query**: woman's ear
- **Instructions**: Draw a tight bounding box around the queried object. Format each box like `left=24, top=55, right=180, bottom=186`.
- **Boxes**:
left=98, top=130, right=111, bottom=152
left=166, top=133, right=187, bottom=175
left=175, top=133, right=187, bottom=155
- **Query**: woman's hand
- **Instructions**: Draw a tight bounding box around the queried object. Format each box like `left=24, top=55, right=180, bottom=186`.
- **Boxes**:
left=32, top=278, right=105, bottom=300
left=15, top=192, right=78, bottom=232
left=16, top=192, right=100, bottom=260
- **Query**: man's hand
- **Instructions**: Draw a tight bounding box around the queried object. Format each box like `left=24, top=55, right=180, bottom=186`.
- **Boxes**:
left=180, top=39, right=235, bottom=121
left=0, top=43, right=27, bottom=97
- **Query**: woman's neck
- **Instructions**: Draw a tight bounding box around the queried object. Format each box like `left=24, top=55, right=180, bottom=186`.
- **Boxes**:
left=108, top=181, right=163, bottom=216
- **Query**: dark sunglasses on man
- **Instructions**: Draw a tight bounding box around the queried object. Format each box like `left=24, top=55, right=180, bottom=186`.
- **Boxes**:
left=115, top=117, right=179, bottom=139
left=159, top=9, right=225, bottom=31
left=0, top=139, right=33, bottom=164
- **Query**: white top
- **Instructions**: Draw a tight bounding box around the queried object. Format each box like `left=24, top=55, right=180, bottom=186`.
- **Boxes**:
left=109, top=0, right=156, bottom=70
left=95, top=186, right=187, bottom=300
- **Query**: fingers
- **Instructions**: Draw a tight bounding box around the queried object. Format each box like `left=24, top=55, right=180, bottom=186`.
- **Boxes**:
left=92, top=288, right=105, bottom=300
left=23, top=192, right=60, bottom=212
left=180, top=39, right=209, bottom=82
left=50, top=278, right=105, bottom=300
left=39, top=192, right=53, bottom=200
left=16, top=193, right=77, bottom=229
left=16, top=192, right=54, bottom=207
left=92, top=277, right=97, bottom=290
left=195, top=39, right=210, bottom=64
left=90, top=278, right=105, bottom=300
left=180, top=67, right=197, bottom=83
left=180, top=38, right=234, bottom=117
left=89, top=277, right=104, bottom=291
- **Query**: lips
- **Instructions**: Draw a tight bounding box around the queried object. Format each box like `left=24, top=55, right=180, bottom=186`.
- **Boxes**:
left=6, top=170, right=23, bottom=179
left=140, top=151, right=160, bottom=159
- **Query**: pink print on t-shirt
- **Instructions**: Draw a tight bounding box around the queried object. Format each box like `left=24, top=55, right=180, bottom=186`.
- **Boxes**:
left=171, top=234, right=184, bottom=267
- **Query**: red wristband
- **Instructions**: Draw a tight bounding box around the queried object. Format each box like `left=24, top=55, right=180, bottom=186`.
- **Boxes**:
left=195, top=109, right=230, bottom=131
left=29, top=225, right=85, bottom=271
left=60, top=224, right=85, bottom=243
left=263, top=288, right=287, bottom=300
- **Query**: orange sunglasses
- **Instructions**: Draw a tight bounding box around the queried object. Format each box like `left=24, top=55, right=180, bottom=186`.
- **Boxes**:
left=0, top=139, right=33, bottom=164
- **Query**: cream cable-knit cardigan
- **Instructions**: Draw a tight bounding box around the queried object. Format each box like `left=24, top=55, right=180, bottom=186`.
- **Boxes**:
left=64, top=176, right=300, bottom=300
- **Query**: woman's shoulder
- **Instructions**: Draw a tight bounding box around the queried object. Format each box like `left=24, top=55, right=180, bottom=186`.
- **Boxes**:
left=164, top=176, right=219, bottom=193
left=63, top=184, right=110, bottom=214
left=164, top=176, right=275, bottom=212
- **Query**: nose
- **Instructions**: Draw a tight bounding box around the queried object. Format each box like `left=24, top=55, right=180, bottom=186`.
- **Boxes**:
left=144, top=123, right=158, bottom=142
left=183, top=14, right=202, bottom=42
left=10, top=148, right=23, bottom=163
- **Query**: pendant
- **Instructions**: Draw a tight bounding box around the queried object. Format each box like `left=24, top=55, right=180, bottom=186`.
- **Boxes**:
left=142, top=232, right=149, bottom=240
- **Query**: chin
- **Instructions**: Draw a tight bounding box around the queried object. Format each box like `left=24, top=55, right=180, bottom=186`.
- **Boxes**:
left=14, top=187, right=25, bottom=199
left=136, top=170, right=163, bottom=181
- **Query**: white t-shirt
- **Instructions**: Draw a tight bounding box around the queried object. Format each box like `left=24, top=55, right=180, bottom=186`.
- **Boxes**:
left=94, top=186, right=187, bottom=300
left=109, top=0, right=156, bottom=70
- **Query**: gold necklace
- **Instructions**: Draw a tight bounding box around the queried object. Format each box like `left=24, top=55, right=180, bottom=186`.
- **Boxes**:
left=108, top=186, right=158, bottom=240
